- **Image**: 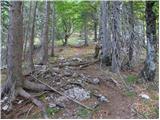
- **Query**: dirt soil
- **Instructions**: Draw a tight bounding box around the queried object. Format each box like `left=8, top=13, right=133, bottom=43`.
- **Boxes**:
left=1, top=45, right=159, bottom=119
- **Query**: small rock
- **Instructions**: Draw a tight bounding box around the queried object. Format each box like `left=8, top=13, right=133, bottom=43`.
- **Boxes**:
left=72, top=57, right=82, bottom=62
left=63, top=62, right=70, bottom=66
left=72, top=72, right=78, bottom=78
left=2, top=105, right=9, bottom=111
left=49, top=103, right=56, bottom=108
left=52, top=67, right=60, bottom=73
left=56, top=102, right=66, bottom=108
left=139, top=93, right=150, bottom=100
left=92, top=78, right=100, bottom=84
left=64, top=71, right=72, bottom=77
left=98, top=95, right=109, bottom=102
left=87, top=78, right=100, bottom=85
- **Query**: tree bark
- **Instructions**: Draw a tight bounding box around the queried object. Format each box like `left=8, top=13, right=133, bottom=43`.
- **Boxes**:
left=51, top=2, right=55, bottom=57
left=2, top=1, right=23, bottom=101
left=128, top=1, right=134, bottom=68
left=41, top=1, right=50, bottom=64
left=28, top=1, right=37, bottom=72
left=100, top=1, right=112, bottom=65
left=141, top=1, right=156, bottom=81
left=84, top=17, right=88, bottom=46
left=94, top=21, right=97, bottom=42
left=23, top=2, right=32, bottom=61
left=111, top=1, right=121, bottom=73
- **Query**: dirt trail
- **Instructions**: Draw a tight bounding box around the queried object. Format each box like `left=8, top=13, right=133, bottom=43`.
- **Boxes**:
left=1, top=46, right=158, bottom=119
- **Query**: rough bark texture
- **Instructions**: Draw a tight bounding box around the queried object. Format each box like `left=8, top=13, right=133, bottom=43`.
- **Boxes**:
left=41, top=1, right=50, bottom=64
left=128, top=1, right=134, bottom=67
left=111, top=1, right=121, bottom=73
left=2, top=1, right=23, bottom=100
left=28, top=1, right=37, bottom=72
left=141, top=1, right=156, bottom=81
left=51, top=2, right=55, bottom=57
left=100, top=1, right=112, bottom=65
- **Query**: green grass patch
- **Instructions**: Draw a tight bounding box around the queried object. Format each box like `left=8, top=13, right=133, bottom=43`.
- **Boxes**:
left=46, top=107, right=60, bottom=117
left=126, top=75, right=138, bottom=84
left=77, top=107, right=91, bottom=119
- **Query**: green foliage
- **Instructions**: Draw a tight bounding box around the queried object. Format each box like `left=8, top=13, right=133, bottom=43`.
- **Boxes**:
left=77, top=107, right=91, bottom=118
left=46, top=107, right=60, bottom=116
left=126, top=75, right=138, bottom=84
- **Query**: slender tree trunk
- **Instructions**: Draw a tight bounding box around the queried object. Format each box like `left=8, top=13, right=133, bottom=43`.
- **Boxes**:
left=23, top=2, right=32, bottom=61
left=28, top=1, right=37, bottom=72
left=63, top=34, right=68, bottom=46
left=94, top=21, right=97, bottom=42
left=41, top=1, right=50, bottom=64
left=141, top=1, right=156, bottom=81
left=84, top=18, right=88, bottom=46
left=51, top=2, right=55, bottom=57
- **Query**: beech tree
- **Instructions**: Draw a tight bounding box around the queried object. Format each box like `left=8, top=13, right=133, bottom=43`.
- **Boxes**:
left=141, top=1, right=157, bottom=81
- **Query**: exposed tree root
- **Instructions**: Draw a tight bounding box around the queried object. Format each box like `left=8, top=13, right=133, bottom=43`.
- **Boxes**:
left=23, top=80, right=50, bottom=91
left=1, top=80, right=50, bottom=119
left=17, top=87, right=48, bottom=119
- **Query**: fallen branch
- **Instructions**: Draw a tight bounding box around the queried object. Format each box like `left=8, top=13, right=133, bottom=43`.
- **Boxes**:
left=79, top=60, right=99, bottom=69
left=31, top=74, right=93, bottom=111
left=53, top=60, right=98, bottom=68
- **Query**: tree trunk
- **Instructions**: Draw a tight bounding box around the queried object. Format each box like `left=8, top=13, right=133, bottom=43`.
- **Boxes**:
left=2, top=1, right=23, bottom=102
left=128, top=1, right=134, bottom=68
left=84, top=18, right=88, bottom=46
left=111, top=1, right=121, bottom=73
left=100, top=1, right=112, bottom=65
left=28, top=1, right=37, bottom=72
left=94, top=21, right=97, bottom=42
left=23, top=2, right=32, bottom=61
left=141, top=1, right=156, bottom=81
left=41, top=1, right=50, bottom=64
left=51, top=2, right=55, bottom=57
left=63, top=34, right=68, bottom=46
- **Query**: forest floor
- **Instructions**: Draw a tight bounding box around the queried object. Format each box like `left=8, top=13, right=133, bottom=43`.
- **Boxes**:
left=1, top=44, right=159, bottom=119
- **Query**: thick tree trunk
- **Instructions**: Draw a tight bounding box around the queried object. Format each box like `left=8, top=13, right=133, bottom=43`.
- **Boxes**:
left=128, top=1, right=134, bottom=68
left=2, top=1, right=23, bottom=101
left=141, top=1, right=156, bottom=81
left=41, top=1, right=50, bottom=64
left=111, top=1, right=121, bottom=73
left=28, top=1, right=37, bottom=72
left=100, top=1, right=112, bottom=65
left=51, top=2, right=55, bottom=57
